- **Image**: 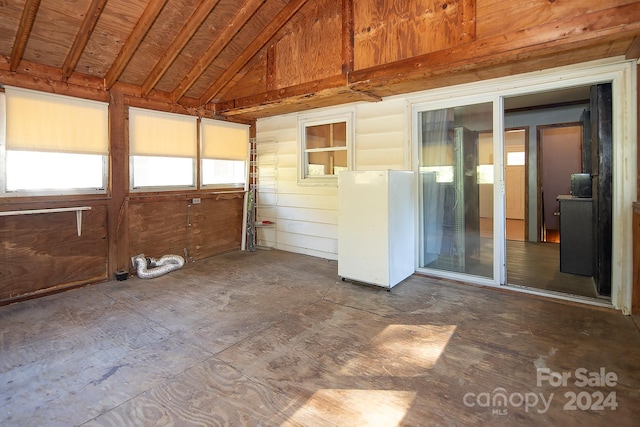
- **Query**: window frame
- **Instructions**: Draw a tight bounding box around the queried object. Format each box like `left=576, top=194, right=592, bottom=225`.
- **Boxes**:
left=0, top=88, right=109, bottom=197
left=128, top=107, right=198, bottom=192
left=297, top=108, right=355, bottom=186
left=200, top=118, right=249, bottom=190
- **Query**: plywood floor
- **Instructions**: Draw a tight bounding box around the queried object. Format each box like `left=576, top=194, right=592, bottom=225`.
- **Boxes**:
left=1, top=250, right=638, bottom=426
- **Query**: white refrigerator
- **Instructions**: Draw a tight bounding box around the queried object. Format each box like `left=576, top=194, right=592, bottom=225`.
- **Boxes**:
left=338, top=170, right=416, bottom=289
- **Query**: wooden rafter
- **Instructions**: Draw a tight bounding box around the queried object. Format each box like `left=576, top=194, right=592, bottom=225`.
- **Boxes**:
left=10, top=0, right=42, bottom=72
left=141, top=0, right=222, bottom=96
left=198, top=0, right=309, bottom=106
left=171, top=0, right=266, bottom=103
left=62, top=0, right=108, bottom=82
left=104, top=0, right=169, bottom=90
left=341, top=0, right=354, bottom=75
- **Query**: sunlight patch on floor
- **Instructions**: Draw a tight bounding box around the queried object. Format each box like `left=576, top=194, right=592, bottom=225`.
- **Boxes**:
left=285, top=389, right=416, bottom=426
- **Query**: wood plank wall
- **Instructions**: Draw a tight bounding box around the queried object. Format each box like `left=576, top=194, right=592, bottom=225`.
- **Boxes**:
left=0, top=101, right=245, bottom=305
left=0, top=202, right=108, bottom=302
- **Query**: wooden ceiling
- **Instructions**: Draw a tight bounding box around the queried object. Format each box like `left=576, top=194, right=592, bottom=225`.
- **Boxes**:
left=1, top=1, right=640, bottom=122
left=0, top=0, right=306, bottom=114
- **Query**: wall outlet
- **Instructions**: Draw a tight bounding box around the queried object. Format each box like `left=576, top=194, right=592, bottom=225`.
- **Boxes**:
left=192, top=198, right=201, bottom=204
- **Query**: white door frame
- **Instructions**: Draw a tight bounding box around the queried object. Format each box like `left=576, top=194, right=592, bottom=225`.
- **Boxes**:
left=409, top=57, right=637, bottom=313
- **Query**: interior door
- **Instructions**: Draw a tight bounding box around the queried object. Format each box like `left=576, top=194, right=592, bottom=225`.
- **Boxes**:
left=537, top=124, right=583, bottom=242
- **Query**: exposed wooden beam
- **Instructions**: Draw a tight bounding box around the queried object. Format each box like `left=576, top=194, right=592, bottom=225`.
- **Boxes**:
left=10, top=0, right=41, bottom=72
left=198, top=0, right=309, bottom=106
left=141, top=0, right=221, bottom=96
left=625, top=35, right=640, bottom=59
left=0, top=59, right=107, bottom=102
left=62, top=0, right=108, bottom=82
left=215, top=74, right=381, bottom=119
left=341, top=0, right=354, bottom=74
left=171, top=0, right=266, bottom=102
left=104, top=0, right=169, bottom=90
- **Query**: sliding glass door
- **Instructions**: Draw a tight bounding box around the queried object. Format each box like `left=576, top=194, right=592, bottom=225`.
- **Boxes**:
left=417, top=102, right=495, bottom=279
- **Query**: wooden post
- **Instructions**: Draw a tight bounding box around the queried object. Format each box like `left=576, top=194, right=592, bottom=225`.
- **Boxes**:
left=108, top=90, right=129, bottom=276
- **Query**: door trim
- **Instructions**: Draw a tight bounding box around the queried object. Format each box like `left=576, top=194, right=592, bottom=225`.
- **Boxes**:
left=408, top=58, right=636, bottom=313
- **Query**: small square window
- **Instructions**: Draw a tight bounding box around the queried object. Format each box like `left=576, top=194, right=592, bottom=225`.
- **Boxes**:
left=298, top=110, right=353, bottom=185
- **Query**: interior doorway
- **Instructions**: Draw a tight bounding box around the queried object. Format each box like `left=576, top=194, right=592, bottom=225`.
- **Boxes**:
left=503, top=85, right=611, bottom=300
left=537, top=124, right=583, bottom=243
left=504, top=129, right=527, bottom=242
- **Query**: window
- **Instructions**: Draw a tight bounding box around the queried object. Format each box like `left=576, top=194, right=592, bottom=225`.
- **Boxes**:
left=200, top=118, right=249, bottom=188
left=1, top=87, right=109, bottom=195
left=129, top=107, right=197, bottom=190
left=298, top=109, right=354, bottom=184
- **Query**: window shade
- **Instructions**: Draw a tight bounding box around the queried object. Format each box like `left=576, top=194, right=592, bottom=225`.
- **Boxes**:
left=201, top=118, right=249, bottom=160
left=5, top=86, right=108, bottom=155
left=129, top=107, right=197, bottom=158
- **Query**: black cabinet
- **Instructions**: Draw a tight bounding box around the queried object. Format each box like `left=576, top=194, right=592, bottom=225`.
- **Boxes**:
left=557, top=196, right=593, bottom=276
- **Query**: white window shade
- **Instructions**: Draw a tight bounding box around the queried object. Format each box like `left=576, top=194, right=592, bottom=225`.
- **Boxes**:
left=5, top=86, right=108, bottom=155
left=201, top=118, right=249, bottom=160
left=129, top=107, right=197, bottom=158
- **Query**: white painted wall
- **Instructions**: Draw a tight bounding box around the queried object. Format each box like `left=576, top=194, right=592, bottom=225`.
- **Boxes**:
left=254, top=58, right=637, bottom=313
left=255, top=98, right=408, bottom=259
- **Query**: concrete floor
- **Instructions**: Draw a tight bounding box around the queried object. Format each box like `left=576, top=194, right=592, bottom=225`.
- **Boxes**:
left=1, top=249, right=639, bottom=426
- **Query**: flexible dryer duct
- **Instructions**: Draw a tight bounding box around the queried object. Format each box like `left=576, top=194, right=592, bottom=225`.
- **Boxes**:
left=132, top=254, right=185, bottom=279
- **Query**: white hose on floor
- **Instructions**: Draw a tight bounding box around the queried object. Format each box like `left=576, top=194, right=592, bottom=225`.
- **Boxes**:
left=132, top=253, right=185, bottom=279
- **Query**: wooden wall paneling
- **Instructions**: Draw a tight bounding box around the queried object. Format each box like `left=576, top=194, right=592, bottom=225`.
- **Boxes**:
left=127, top=194, right=245, bottom=267
left=0, top=204, right=108, bottom=302
left=274, top=0, right=342, bottom=88
left=108, top=90, right=129, bottom=277
left=353, top=0, right=467, bottom=70
left=349, top=31, right=639, bottom=98
left=475, top=0, right=636, bottom=40
left=188, top=194, right=245, bottom=260
left=128, top=199, right=189, bottom=262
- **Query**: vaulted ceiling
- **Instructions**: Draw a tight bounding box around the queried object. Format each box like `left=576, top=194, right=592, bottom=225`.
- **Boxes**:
left=1, top=0, right=640, bottom=122
left=0, top=0, right=307, bottom=114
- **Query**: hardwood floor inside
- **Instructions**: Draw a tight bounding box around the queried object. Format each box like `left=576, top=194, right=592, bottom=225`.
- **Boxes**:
left=506, top=240, right=600, bottom=299
left=1, top=250, right=638, bottom=426
left=482, top=217, right=600, bottom=299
